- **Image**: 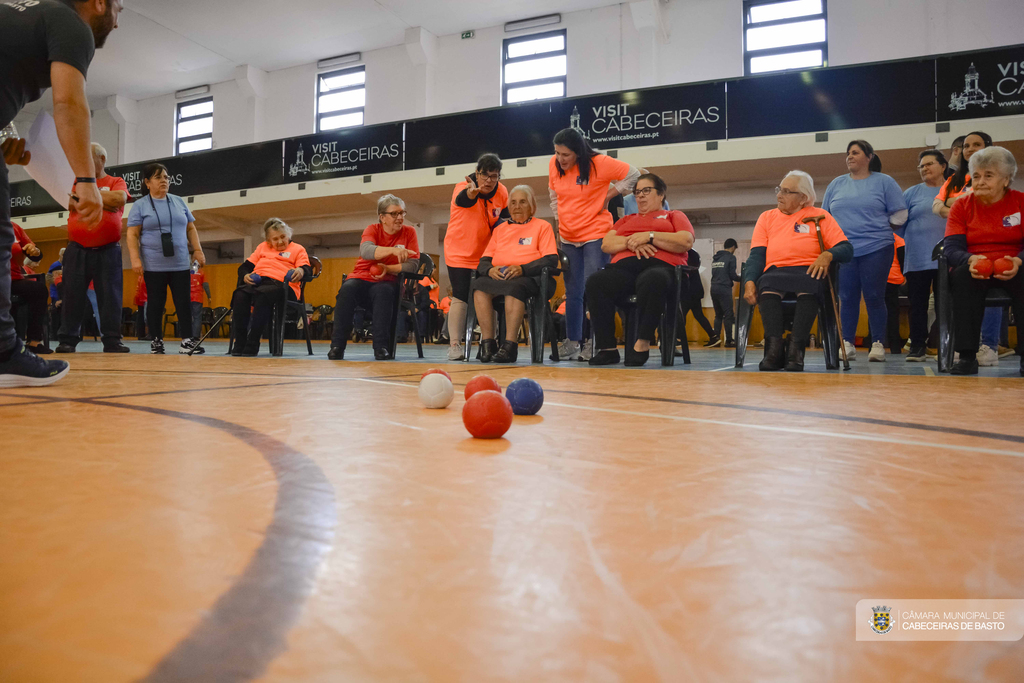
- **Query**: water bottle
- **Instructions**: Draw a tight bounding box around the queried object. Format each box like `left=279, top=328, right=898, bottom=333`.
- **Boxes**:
left=0, top=122, right=18, bottom=142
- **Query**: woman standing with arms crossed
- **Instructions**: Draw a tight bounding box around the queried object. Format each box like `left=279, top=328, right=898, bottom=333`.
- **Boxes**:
left=444, top=153, right=507, bottom=361
left=822, top=140, right=907, bottom=362
left=548, top=128, right=640, bottom=360
left=126, top=163, right=207, bottom=354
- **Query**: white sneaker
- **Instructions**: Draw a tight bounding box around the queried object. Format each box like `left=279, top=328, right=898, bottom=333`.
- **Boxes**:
left=578, top=339, right=593, bottom=361
left=977, top=344, right=999, bottom=366
left=842, top=340, right=857, bottom=360
left=447, top=343, right=465, bottom=361
left=868, top=341, right=885, bottom=362
left=558, top=339, right=581, bottom=360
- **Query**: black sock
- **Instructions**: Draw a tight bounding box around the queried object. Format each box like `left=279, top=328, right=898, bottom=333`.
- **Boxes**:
left=791, top=295, right=818, bottom=346
left=758, top=295, right=784, bottom=338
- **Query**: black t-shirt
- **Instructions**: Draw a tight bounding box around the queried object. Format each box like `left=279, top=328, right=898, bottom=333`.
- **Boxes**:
left=0, top=0, right=95, bottom=128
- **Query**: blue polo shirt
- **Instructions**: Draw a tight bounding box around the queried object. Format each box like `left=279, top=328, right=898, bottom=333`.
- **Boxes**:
left=126, top=194, right=194, bottom=272
left=821, top=172, right=906, bottom=257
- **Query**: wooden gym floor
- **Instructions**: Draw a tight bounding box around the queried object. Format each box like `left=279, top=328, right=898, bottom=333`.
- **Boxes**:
left=2, top=341, right=1023, bottom=682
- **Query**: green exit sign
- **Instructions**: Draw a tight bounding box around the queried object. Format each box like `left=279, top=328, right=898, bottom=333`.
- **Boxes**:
left=461, top=30, right=475, bottom=39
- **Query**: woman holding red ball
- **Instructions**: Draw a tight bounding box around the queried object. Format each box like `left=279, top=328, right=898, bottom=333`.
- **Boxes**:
left=943, top=147, right=1024, bottom=375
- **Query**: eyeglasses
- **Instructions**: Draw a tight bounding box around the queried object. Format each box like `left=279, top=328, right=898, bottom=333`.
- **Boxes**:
left=477, top=172, right=501, bottom=181
left=382, top=210, right=407, bottom=219
left=775, top=187, right=802, bottom=196
left=633, top=187, right=657, bottom=197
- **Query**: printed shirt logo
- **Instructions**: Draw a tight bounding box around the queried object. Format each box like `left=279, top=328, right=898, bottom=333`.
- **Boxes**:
left=1003, top=212, right=1021, bottom=227
left=655, top=214, right=669, bottom=220
left=278, top=251, right=291, bottom=259
left=518, top=237, right=533, bottom=246
left=793, top=222, right=810, bottom=234
left=870, top=606, right=893, bottom=634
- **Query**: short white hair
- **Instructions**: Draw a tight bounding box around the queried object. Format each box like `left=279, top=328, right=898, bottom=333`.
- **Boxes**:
left=509, top=185, right=537, bottom=214
left=782, top=170, right=816, bottom=207
left=263, top=217, right=293, bottom=239
left=969, top=146, right=1017, bottom=183
left=91, top=142, right=107, bottom=160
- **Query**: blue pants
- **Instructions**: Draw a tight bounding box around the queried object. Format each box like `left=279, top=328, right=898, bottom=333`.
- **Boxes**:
left=562, top=240, right=609, bottom=342
left=980, top=307, right=1001, bottom=349
left=838, top=246, right=890, bottom=344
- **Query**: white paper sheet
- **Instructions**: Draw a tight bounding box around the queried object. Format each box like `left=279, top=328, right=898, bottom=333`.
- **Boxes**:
left=24, top=111, right=75, bottom=210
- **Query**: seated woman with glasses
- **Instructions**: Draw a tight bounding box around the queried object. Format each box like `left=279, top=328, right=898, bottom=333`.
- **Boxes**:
left=585, top=173, right=695, bottom=367
left=471, top=185, right=558, bottom=363
left=742, top=171, right=853, bottom=371
left=329, top=194, right=420, bottom=361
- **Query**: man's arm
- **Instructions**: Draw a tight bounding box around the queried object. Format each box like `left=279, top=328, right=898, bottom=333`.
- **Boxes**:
left=100, top=189, right=128, bottom=210
left=51, top=62, right=101, bottom=227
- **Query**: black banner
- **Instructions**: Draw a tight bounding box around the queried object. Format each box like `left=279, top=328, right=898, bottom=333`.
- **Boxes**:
left=283, top=123, right=403, bottom=182
left=107, top=141, right=284, bottom=201
left=727, top=60, right=935, bottom=139
left=10, top=179, right=64, bottom=218
left=405, top=81, right=726, bottom=169
left=938, top=46, right=1024, bottom=121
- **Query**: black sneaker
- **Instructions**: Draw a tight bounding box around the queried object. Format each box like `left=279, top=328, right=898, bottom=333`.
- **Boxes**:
left=151, top=339, right=165, bottom=354
left=704, top=336, right=722, bottom=348
left=905, top=344, right=927, bottom=362
left=103, top=343, right=131, bottom=353
left=724, top=340, right=736, bottom=348
left=27, top=343, right=53, bottom=354
left=327, top=346, right=345, bottom=360
left=373, top=347, right=390, bottom=360
left=950, top=358, right=979, bottom=375
left=180, top=338, right=205, bottom=355
left=589, top=349, right=621, bottom=366
left=55, top=343, right=76, bottom=353
left=0, top=341, right=70, bottom=388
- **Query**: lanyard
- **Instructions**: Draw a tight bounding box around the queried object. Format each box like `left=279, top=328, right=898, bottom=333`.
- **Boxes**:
left=148, top=194, right=172, bottom=235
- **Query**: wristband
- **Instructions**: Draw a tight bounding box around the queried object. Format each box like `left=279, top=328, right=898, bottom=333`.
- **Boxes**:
left=76, top=177, right=96, bottom=184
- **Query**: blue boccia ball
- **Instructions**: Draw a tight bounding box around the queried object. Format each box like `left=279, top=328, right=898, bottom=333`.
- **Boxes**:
left=506, top=378, right=544, bottom=415
left=250, top=273, right=262, bottom=285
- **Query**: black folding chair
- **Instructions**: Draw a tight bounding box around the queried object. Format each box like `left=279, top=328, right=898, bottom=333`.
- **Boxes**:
left=268, top=255, right=322, bottom=357
left=387, top=253, right=434, bottom=359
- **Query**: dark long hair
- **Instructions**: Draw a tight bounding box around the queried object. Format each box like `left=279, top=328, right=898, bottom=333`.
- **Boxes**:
left=945, top=131, right=993, bottom=199
left=141, top=162, right=169, bottom=196
left=552, top=128, right=600, bottom=185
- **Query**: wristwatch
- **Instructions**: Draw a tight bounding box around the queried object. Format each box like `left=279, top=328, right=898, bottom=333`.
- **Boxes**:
left=648, top=231, right=655, bottom=244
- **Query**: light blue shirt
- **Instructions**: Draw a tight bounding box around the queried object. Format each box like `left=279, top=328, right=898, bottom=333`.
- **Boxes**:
left=897, top=183, right=946, bottom=273
left=821, top=173, right=906, bottom=257
left=623, top=194, right=669, bottom=216
left=126, top=194, right=194, bottom=272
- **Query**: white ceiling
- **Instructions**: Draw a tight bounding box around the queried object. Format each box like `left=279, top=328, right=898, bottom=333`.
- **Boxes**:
left=80, top=0, right=622, bottom=103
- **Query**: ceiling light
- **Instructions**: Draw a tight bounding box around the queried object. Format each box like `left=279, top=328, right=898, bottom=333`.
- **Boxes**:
left=504, top=14, right=561, bottom=33
left=175, top=85, right=210, bottom=99
left=317, top=53, right=362, bottom=70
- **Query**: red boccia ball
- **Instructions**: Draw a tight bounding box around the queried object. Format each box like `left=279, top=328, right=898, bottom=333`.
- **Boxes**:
left=464, top=374, right=501, bottom=400
left=973, top=258, right=993, bottom=278
left=994, top=257, right=1015, bottom=276
left=421, top=368, right=452, bottom=381
left=462, top=390, right=514, bottom=439
left=369, top=263, right=385, bottom=277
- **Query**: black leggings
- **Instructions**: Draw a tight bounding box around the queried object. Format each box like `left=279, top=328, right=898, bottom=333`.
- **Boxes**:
left=448, top=266, right=474, bottom=303
left=885, top=283, right=903, bottom=353
left=905, top=270, right=937, bottom=347
left=758, top=292, right=818, bottom=344
left=231, top=280, right=295, bottom=346
left=331, top=277, right=397, bottom=352
left=10, top=278, right=48, bottom=342
left=949, top=265, right=1024, bottom=356
left=586, top=258, right=674, bottom=350
left=144, top=270, right=193, bottom=340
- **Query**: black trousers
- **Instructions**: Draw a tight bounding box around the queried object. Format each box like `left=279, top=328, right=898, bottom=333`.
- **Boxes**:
left=949, top=264, right=1024, bottom=354
left=885, top=283, right=904, bottom=353
left=331, top=278, right=397, bottom=352
left=58, top=241, right=124, bottom=346
left=905, top=270, right=938, bottom=347
left=144, top=270, right=193, bottom=340
left=231, top=280, right=295, bottom=347
left=711, top=284, right=735, bottom=341
left=682, top=299, right=714, bottom=339
left=586, top=258, right=673, bottom=350
left=10, top=278, right=48, bottom=341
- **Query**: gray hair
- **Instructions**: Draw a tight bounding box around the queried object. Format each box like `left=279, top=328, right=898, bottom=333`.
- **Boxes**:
left=509, top=185, right=537, bottom=214
left=782, top=170, right=816, bottom=207
left=968, top=146, right=1017, bottom=183
left=263, top=217, right=293, bottom=239
left=376, top=193, right=406, bottom=216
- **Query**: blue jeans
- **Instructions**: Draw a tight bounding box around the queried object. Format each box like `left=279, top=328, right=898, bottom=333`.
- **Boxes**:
left=562, top=240, right=609, bottom=342
left=838, top=246, right=891, bottom=344
left=980, top=307, right=1001, bottom=349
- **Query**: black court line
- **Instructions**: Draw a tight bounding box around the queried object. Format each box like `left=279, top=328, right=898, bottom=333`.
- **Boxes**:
left=0, top=380, right=323, bottom=408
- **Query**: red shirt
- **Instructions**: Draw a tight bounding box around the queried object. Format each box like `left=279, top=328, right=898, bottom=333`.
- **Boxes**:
left=350, top=223, right=420, bottom=283
left=247, top=240, right=311, bottom=298
left=445, top=181, right=508, bottom=269
left=190, top=271, right=206, bottom=303
left=945, top=189, right=1024, bottom=262
left=888, top=234, right=906, bottom=285
left=10, top=225, right=33, bottom=281
left=752, top=207, right=848, bottom=269
left=68, top=175, right=129, bottom=248
left=609, top=210, right=694, bottom=267
left=549, top=154, right=631, bottom=243
left=134, top=275, right=147, bottom=306
left=482, top=217, right=557, bottom=267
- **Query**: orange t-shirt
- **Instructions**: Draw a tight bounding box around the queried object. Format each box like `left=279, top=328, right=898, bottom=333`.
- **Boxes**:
left=445, top=181, right=508, bottom=268
left=549, top=154, right=631, bottom=244
left=751, top=207, right=848, bottom=269
left=939, top=175, right=971, bottom=202
left=888, top=234, right=906, bottom=285
left=555, top=301, right=566, bottom=315
left=609, top=210, right=694, bottom=267
left=350, top=223, right=420, bottom=283
left=482, top=217, right=558, bottom=268
left=247, top=240, right=311, bottom=298
left=440, top=296, right=451, bottom=314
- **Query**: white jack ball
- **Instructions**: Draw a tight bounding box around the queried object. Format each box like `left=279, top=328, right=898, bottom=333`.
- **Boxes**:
left=419, top=373, right=455, bottom=409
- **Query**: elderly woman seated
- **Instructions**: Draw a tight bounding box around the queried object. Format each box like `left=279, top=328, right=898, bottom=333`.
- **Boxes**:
left=943, top=146, right=1024, bottom=376
left=584, top=173, right=694, bottom=367
left=329, top=194, right=420, bottom=361
left=742, top=171, right=853, bottom=371
left=231, top=218, right=311, bottom=356
left=472, top=185, right=558, bottom=363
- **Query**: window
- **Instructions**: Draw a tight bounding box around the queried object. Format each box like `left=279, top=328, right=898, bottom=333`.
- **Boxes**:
left=502, top=29, right=567, bottom=105
left=317, top=66, right=365, bottom=132
left=743, top=0, right=827, bottom=75
left=175, top=98, right=213, bottom=155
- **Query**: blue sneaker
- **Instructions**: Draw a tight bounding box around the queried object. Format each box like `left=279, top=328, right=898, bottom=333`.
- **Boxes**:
left=0, top=341, right=70, bottom=388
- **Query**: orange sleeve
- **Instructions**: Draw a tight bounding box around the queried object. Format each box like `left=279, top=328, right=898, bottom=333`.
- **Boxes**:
left=821, top=213, right=848, bottom=250
left=945, top=198, right=968, bottom=237
left=751, top=212, right=769, bottom=249
left=482, top=231, right=498, bottom=259
left=595, top=154, right=631, bottom=183
left=294, top=243, right=310, bottom=268
left=246, top=242, right=264, bottom=265
left=536, top=220, right=558, bottom=256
